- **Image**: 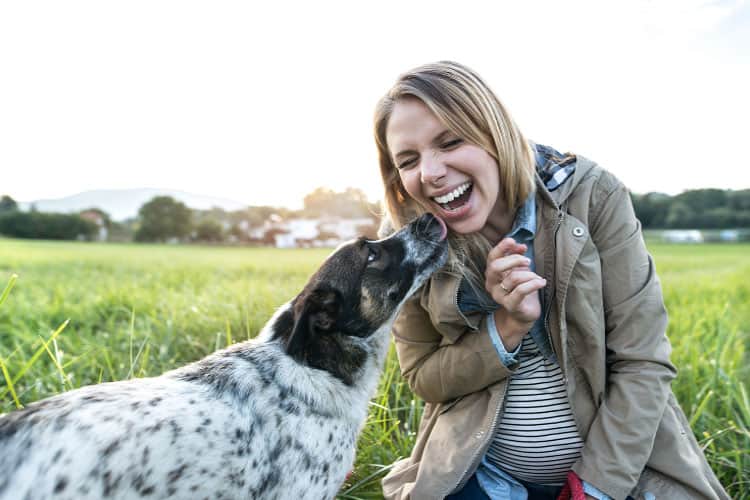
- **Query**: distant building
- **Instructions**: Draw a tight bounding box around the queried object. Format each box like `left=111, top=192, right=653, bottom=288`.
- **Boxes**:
left=79, top=209, right=109, bottom=241
left=661, top=230, right=704, bottom=243
left=249, top=215, right=379, bottom=248
left=318, top=217, right=377, bottom=241
left=719, top=230, right=739, bottom=242
left=275, top=219, right=319, bottom=248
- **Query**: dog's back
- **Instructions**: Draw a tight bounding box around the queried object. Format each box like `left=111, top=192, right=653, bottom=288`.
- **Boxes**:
left=1, top=340, right=362, bottom=500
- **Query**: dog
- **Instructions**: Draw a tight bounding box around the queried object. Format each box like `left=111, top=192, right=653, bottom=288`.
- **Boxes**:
left=0, top=213, right=447, bottom=500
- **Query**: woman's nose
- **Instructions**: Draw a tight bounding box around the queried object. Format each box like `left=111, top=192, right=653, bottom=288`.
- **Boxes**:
left=420, top=155, right=447, bottom=185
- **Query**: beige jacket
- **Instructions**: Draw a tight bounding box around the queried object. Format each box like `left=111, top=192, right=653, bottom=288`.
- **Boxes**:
left=382, top=157, right=730, bottom=500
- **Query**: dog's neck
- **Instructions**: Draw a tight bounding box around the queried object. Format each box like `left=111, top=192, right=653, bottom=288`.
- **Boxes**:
left=175, top=303, right=390, bottom=419
left=265, top=302, right=390, bottom=388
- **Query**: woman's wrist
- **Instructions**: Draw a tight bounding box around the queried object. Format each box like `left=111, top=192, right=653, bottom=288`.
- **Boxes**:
left=493, top=308, right=532, bottom=351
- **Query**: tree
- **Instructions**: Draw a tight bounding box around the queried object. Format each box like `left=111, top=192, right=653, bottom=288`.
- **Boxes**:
left=665, top=201, right=694, bottom=229
left=135, top=196, right=192, bottom=242
left=195, top=219, right=224, bottom=242
left=728, top=189, right=750, bottom=211
left=303, top=187, right=375, bottom=218
left=0, top=195, right=17, bottom=213
left=673, top=189, right=727, bottom=211
left=631, top=192, right=670, bottom=228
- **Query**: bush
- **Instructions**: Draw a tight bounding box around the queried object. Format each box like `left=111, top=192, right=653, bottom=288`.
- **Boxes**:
left=0, top=211, right=97, bottom=240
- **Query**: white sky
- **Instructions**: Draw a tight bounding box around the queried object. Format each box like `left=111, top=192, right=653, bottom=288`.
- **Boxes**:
left=1, top=0, right=748, bottom=209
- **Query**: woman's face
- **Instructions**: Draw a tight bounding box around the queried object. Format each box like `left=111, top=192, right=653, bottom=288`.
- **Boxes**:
left=386, top=97, right=501, bottom=235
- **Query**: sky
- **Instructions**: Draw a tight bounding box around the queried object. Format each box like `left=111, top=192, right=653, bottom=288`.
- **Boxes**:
left=1, top=0, right=748, bottom=209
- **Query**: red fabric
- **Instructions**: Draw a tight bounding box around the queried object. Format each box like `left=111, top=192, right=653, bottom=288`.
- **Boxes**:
left=557, top=471, right=586, bottom=500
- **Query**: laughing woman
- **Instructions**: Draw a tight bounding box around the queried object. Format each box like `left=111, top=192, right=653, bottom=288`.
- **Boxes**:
left=375, top=61, right=729, bottom=500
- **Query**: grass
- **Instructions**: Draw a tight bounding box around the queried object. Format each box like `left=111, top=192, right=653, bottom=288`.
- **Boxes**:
left=0, top=238, right=748, bottom=498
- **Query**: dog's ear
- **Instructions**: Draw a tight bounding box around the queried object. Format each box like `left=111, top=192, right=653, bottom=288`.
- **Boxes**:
left=285, top=287, right=341, bottom=359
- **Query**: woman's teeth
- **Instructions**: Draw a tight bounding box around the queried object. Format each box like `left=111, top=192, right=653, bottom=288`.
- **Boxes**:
left=433, top=182, right=472, bottom=210
left=433, top=182, right=471, bottom=204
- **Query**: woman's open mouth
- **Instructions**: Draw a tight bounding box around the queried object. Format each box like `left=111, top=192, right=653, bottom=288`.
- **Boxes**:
left=432, top=182, right=473, bottom=212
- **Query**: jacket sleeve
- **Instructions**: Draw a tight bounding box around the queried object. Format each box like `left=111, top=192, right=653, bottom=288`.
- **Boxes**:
left=571, top=171, right=677, bottom=500
left=392, top=293, right=515, bottom=404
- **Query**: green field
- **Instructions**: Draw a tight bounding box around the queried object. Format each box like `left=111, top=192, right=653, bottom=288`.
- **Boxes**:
left=1, top=239, right=748, bottom=498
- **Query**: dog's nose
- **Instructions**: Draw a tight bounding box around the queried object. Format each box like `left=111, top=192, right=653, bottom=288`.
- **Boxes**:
left=413, top=213, right=447, bottom=241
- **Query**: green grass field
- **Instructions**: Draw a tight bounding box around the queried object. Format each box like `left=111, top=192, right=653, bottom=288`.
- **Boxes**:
left=1, top=239, right=748, bottom=498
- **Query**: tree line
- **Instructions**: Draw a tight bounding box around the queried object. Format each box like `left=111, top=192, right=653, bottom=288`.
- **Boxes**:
left=631, top=189, right=750, bottom=229
left=1, top=188, right=749, bottom=242
left=0, top=188, right=380, bottom=243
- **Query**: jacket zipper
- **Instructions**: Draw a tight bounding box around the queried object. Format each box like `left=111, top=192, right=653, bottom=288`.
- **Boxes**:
left=544, top=208, right=565, bottom=381
left=453, top=281, right=477, bottom=331
left=443, top=381, right=509, bottom=497
left=441, top=282, right=505, bottom=496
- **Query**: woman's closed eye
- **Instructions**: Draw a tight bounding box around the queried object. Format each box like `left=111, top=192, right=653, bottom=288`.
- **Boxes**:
left=440, top=138, right=463, bottom=149
left=397, top=157, right=418, bottom=170
left=396, top=139, right=462, bottom=169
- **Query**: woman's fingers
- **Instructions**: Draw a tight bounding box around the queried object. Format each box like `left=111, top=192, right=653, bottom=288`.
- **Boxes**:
left=485, top=237, right=545, bottom=323
left=502, top=270, right=544, bottom=292
left=486, top=254, right=530, bottom=279
left=487, top=237, right=526, bottom=263
left=486, top=269, right=537, bottom=295
left=492, top=277, right=545, bottom=323
left=503, top=278, right=546, bottom=308
left=489, top=272, right=545, bottom=304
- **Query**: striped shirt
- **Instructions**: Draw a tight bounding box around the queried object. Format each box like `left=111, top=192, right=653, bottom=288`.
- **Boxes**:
left=485, top=335, right=584, bottom=485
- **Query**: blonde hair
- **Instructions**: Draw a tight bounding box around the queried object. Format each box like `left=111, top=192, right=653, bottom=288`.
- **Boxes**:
left=374, top=61, right=536, bottom=286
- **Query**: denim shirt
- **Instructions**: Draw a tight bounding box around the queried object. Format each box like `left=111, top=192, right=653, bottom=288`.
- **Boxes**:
left=456, top=144, right=613, bottom=500
left=457, top=188, right=554, bottom=364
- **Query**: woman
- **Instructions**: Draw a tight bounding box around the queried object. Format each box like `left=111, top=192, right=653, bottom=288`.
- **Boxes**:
left=374, top=61, right=729, bottom=500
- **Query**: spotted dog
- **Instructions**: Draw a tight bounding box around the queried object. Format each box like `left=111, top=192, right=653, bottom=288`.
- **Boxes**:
left=0, top=213, right=447, bottom=500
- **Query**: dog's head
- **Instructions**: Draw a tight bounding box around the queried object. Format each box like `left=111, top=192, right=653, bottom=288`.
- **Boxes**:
left=272, top=213, right=448, bottom=385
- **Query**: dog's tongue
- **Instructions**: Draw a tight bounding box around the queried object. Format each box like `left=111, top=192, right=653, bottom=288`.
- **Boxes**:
left=435, top=216, right=448, bottom=241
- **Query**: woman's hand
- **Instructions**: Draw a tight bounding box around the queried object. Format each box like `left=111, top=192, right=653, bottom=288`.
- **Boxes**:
left=485, top=237, right=546, bottom=350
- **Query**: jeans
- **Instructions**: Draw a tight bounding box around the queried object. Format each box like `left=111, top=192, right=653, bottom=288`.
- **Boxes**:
left=446, top=473, right=563, bottom=500
left=446, top=475, right=491, bottom=500
left=517, top=478, right=562, bottom=500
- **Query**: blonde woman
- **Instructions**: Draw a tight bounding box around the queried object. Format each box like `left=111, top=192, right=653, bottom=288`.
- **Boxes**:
left=375, top=61, right=729, bottom=500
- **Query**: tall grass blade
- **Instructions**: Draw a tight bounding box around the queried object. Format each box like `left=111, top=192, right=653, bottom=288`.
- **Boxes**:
left=0, top=319, right=70, bottom=400
left=0, top=274, right=18, bottom=308
left=690, top=389, right=715, bottom=427
left=0, top=357, right=22, bottom=409
left=40, top=320, right=73, bottom=392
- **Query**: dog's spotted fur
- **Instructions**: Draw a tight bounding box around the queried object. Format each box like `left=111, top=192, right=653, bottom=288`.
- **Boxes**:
left=0, top=214, right=447, bottom=500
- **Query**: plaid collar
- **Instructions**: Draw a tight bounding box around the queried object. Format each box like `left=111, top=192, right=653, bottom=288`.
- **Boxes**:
left=533, top=143, right=577, bottom=192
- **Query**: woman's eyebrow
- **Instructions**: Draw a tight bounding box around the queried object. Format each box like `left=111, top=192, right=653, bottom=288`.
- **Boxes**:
left=394, top=148, right=417, bottom=160
left=431, top=130, right=452, bottom=145
left=394, top=130, right=454, bottom=159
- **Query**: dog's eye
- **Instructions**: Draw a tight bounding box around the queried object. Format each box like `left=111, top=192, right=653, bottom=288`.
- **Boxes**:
left=367, top=246, right=379, bottom=264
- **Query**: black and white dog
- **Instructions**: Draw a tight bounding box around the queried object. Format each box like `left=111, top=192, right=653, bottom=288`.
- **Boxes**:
left=0, top=213, right=447, bottom=500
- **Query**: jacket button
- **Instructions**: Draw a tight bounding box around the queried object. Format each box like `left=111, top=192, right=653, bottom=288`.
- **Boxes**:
left=572, top=227, right=585, bottom=237
left=475, top=431, right=483, bottom=439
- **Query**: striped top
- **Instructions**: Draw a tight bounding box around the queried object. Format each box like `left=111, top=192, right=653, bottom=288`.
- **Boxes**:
left=485, top=335, right=584, bottom=485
